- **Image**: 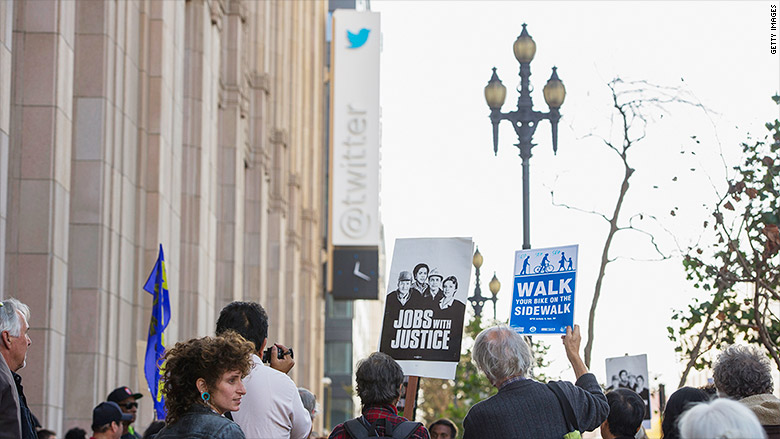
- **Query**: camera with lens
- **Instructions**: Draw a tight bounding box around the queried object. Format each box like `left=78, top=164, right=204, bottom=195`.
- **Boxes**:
left=262, top=345, right=294, bottom=363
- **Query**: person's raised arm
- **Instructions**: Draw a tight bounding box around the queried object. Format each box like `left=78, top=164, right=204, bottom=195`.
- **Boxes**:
left=561, top=325, right=588, bottom=379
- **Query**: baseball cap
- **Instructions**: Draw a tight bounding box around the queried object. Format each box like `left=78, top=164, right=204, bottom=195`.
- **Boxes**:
left=398, top=271, right=412, bottom=282
left=107, top=386, right=143, bottom=403
left=428, top=269, right=443, bottom=280
left=92, top=402, right=133, bottom=429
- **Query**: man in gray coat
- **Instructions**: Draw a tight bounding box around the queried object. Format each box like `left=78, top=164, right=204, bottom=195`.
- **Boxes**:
left=0, top=343, right=21, bottom=439
left=0, top=299, right=27, bottom=439
left=463, top=324, right=608, bottom=439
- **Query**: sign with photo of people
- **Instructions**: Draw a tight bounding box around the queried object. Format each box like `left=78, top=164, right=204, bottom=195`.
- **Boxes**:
left=509, top=244, right=578, bottom=334
left=379, top=237, right=473, bottom=380
left=605, top=353, right=652, bottom=429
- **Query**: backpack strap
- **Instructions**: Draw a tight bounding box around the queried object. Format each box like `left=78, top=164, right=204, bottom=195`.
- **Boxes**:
left=371, top=418, right=390, bottom=436
left=344, top=416, right=421, bottom=439
left=344, top=417, right=371, bottom=439
left=391, top=421, right=422, bottom=439
left=547, top=381, right=580, bottom=432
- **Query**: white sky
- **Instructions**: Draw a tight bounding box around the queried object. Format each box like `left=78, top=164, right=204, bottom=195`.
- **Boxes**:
left=371, top=0, right=780, bottom=390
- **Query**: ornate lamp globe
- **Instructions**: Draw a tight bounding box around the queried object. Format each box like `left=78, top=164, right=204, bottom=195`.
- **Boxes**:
left=543, top=67, right=566, bottom=109
left=513, top=23, right=536, bottom=63
left=484, top=67, right=507, bottom=110
left=473, top=248, right=483, bottom=269
left=489, top=272, right=501, bottom=297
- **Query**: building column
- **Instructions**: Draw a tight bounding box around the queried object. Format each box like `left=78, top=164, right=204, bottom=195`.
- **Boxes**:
left=179, top=0, right=220, bottom=340
left=243, top=71, right=270, bottom=305
left=266, top=126, right=288, bottom=348
left=285, top=172, right=301, bottom=384
left=6, top=0, right=75, bottom=431
left=137, top=0, right=185, bottom=347
left=0, top=0, right=13, bottom=295
left=215, top=0, right=247, bottom=312
left=64, top=0, right=146, bottom=429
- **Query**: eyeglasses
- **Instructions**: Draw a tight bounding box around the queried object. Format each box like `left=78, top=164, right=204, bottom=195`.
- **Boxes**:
left=118, top=402, right=138, bottom=410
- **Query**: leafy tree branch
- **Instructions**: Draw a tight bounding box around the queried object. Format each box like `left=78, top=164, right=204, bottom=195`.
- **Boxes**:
left=669, top=95, right=780, bottom=382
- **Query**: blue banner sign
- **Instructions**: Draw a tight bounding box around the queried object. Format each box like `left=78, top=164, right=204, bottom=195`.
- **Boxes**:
left=510, top=244, right=578, bottom=334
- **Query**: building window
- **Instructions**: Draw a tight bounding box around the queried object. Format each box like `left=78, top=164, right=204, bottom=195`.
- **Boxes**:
left=325, top=341, right=352, bottom=375
left=327, top=294, right=353, bottom=318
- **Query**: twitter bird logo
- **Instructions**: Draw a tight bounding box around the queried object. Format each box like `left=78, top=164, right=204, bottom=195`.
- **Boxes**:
left=347, top=28, right=370, bottom=49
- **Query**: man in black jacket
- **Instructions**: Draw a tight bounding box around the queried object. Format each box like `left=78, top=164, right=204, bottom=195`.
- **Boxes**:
left=463, top=325, right=608, bottom=439
left=0, top=298, right=36, bottom=439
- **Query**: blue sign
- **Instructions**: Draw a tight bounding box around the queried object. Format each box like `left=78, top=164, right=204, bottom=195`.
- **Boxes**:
left=347, top=28, right=370, bottom=48
left=509, top=244, right=578, bottom=334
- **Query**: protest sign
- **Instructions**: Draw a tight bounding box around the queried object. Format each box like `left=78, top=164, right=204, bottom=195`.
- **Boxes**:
left=509, top=244, right=577, bottom=335
left=379, top=237, right=473, bottom=380
left=606, top=354, right=652, bottom=428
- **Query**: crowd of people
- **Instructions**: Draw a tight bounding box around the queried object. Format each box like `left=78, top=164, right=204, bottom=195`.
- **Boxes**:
left=2, top=296, right=780, bottom=439
left=1, top=299, right=315, bottom=439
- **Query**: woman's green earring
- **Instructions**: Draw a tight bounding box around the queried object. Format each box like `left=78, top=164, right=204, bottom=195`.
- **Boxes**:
left=201, top=391, right=210, bottom=401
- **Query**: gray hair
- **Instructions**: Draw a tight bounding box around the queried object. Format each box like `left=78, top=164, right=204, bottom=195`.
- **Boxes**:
left=0, top=298, right=30, bottom=337
left=297, top=387, right=319, bottom=420
left=473, top=326, right=533, bottom=385
left=713, top=344, right=774, bottom=399
left=678, top=398, right=766, bottom=439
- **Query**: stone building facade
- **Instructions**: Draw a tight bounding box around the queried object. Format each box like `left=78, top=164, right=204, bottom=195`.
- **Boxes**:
left=0, top=0, right=329, bottom=433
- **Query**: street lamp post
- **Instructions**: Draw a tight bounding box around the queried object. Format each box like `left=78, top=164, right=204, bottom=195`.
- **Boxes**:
left=488, top=272, right=501, bottom=320
left=484, top=23, right=566, bottom=250
left=468, top=247, right=486, bottom=318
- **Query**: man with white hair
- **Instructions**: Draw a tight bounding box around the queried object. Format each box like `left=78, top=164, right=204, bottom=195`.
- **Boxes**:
left=0, top=298, right=35, bottom=439
left=463, top=324, right=608, bottom=438
left=678, top=398, right=767, bottom=439
left=0, top=307, right=22, bottom=439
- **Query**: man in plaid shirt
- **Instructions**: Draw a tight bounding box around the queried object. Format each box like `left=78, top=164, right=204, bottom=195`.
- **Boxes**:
left=328, top=352, right=430, bottom=439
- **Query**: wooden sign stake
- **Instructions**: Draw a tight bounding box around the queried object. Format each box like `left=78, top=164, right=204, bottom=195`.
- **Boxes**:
left=404, top=375, right=419, bottom=421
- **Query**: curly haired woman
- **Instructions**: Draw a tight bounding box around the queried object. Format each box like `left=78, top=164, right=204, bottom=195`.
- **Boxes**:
left=154, top=332, right=255, bottom=439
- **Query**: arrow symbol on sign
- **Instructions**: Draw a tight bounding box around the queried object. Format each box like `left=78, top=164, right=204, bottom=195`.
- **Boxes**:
left=353, top=261, right=371, bottom=281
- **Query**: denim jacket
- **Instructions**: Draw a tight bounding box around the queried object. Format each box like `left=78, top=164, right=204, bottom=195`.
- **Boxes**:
left=155, top=404, right=245, bottom=439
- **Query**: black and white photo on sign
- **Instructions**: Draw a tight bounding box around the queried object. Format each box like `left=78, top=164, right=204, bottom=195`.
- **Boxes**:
left=605, top=354, right=652, bottom=427
left=379, top=237, right=473, bottom=380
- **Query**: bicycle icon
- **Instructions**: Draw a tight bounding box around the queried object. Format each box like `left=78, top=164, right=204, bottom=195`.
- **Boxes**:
left=534, top=261, right=555, bottom=274
left=534, top=253, right=554, bottom=273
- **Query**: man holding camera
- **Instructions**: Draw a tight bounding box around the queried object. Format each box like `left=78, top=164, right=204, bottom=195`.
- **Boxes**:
left=216, top=301, right=312, bottom=439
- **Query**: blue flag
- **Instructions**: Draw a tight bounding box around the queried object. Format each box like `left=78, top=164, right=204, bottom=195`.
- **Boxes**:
left=143, top=244, right=171, bottom=420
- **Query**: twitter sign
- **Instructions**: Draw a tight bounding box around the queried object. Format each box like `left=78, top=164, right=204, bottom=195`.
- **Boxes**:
left=347, top=28, right=371, bottom=49
left=331, top=10, right=380, bottom=248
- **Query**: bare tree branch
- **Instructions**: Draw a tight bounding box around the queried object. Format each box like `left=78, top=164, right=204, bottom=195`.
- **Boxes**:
left=556, top=77, right=706, bottom=368
left=629, top=212, right=687, bottom=253
left=612, top=226, right=674, bottom=260
left=550, top=191, right=610, bottom=223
